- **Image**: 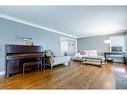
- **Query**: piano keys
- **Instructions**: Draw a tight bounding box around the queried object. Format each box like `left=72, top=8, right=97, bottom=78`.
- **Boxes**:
left=7, top=53, right=44, bottom=60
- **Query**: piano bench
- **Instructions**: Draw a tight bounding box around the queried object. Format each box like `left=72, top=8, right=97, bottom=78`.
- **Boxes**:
left=23, top=61, right=42, bottom=75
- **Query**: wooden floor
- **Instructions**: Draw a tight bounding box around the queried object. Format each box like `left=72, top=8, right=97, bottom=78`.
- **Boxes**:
left=0, top=61, right=127, bottom=89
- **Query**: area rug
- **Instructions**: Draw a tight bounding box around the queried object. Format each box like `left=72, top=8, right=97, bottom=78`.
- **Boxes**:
left=116, top=76, right=127, bottom=89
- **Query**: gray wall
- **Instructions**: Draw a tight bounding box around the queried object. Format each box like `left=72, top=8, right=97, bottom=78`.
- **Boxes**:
left=125, top=32, right=127, bottom=52
left=77, top=35, right=110, bottom=55
left=0, top=18, right=68, bottom=72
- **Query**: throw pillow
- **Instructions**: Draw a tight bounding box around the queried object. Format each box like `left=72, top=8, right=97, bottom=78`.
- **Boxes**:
left=80, top=50, right=86, bottom=55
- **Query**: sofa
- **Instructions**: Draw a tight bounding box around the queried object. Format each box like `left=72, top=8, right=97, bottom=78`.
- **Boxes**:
left=72, top=50, right=98, bottom=61
left=72, top=50, right=105, bottom=66
left=45, top=50, right=71, bottom=69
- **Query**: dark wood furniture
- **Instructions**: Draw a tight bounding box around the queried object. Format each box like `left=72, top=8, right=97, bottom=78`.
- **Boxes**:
left=104, top=52, right=126, bottom=63
left=5, top=45, right=44, bottom=77
left=23, top=61, right=42, bottom=75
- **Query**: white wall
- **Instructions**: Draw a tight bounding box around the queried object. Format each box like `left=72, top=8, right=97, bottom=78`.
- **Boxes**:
left=110, top=35, right=126, bottom=52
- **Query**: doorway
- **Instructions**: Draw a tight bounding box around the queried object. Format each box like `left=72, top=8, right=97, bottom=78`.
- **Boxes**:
left=60, top=36, right=77, bottom=56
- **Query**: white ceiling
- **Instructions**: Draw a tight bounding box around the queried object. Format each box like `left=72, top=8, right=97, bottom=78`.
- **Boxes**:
left=0, top=6, right=127, bottom=38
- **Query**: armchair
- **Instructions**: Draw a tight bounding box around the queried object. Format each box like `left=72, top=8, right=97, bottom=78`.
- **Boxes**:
left=45, top=50, right=70, bottom=69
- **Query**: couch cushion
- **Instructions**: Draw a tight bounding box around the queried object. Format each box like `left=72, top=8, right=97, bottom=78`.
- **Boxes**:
left=83, top=50, right=89, bottom=56
left=88, top=50, right=97, bottom=57
left=53, top=56, right=70, bottom=65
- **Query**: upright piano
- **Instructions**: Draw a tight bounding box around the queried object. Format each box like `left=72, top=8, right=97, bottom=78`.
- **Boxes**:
left=5, top=45, right=44, bottom=77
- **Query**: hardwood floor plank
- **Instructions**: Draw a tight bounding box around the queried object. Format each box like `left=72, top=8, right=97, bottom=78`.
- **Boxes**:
left=0, top=61, right=127, bottom=89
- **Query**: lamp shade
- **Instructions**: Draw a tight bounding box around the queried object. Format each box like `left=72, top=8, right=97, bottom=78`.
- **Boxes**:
left=104, top=39, right=111, bottom=44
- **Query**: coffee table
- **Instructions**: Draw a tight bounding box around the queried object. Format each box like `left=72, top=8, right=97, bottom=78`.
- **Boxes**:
left=82, top=56, right=105, bottom=67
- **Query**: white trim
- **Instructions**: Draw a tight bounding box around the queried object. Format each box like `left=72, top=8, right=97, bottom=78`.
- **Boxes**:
left=0, top=71, right=5, bottom=76
left=77, top=31, right=126, bottom=38
left=0, top=13, right=124, bottom=39
left=0, top=13, right=77, bottom=39
left=75, top=39, right=77, bottom=52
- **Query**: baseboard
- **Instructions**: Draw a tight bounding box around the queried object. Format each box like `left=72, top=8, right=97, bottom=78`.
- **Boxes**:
left=0, top=71, right=5, bottom=76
